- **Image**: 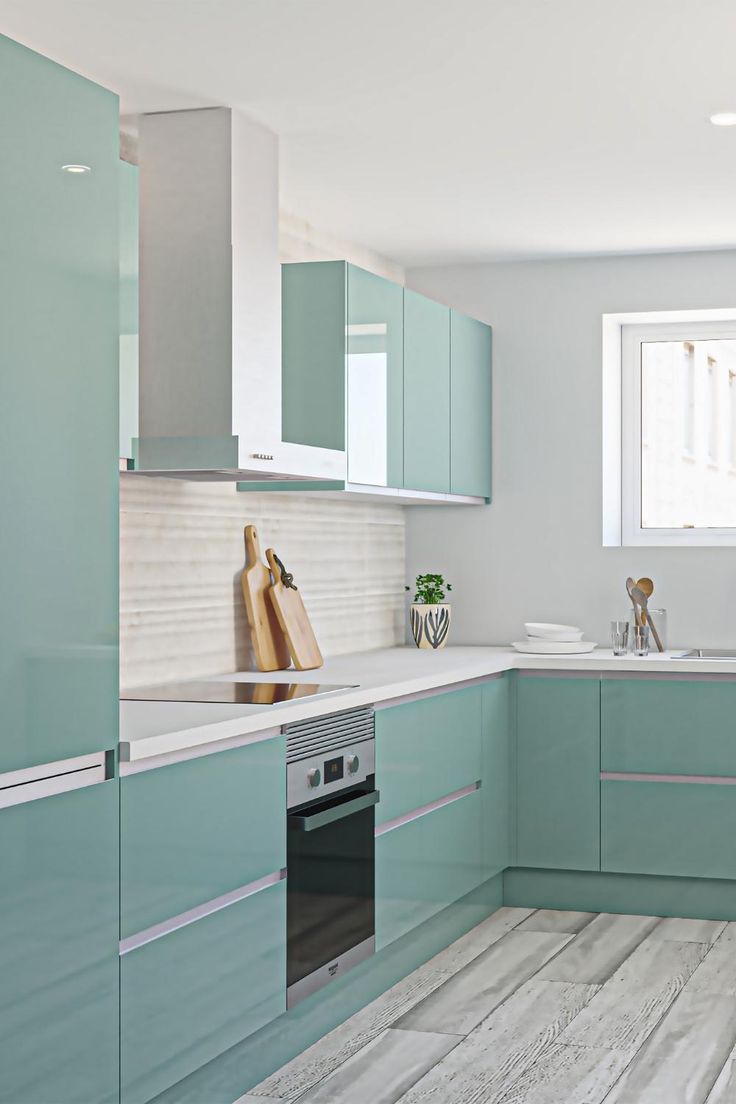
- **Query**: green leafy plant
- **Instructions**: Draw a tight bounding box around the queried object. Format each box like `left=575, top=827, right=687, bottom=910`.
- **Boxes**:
left=405, top=573, right=453, bottom=605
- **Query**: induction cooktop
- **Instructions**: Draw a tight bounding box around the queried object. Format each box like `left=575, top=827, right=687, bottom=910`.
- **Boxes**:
left=121, top=680, right=354, bottom=706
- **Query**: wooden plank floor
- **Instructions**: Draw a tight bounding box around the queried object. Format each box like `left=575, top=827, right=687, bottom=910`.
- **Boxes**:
left=247, top=908, right=736, bottom=1104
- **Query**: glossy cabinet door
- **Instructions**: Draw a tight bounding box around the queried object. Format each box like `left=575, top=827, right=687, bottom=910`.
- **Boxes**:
left=403, top=289, right=451, bottom=493
left=281, top=260, right=346, bottom=451
left=0, top=782, right=119, bottom=1104
left=120, top=158, right=139, bottom=460
left=481, top=677, right=512, bottom=878
left=602, top=678, right=736, bottom=776
left=450, top=310, right=492, bottom=499
left=376, top=787, right=483, bottom=949
left=121, top=737, right=286, bottom=938
left=516, top=676, right=600, bottom=871
left=375, top=687, right=482, bottom=826
left=121, top=879, right=286, bottom=1104
left=0, top=34, right=119, bottom=773
left=346, top=264, right=404, bottom=487
left=602, top=779, right=736, bottom=880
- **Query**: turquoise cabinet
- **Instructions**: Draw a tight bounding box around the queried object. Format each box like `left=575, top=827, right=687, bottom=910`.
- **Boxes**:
left=121, top=878, right=286, bottom=1104
left=602, top=678, right=736, bottom=776
left=481, top=677, right=513, bottom=878
left=121, top=737, right=286, bottom=938
left=0, top=34, right=119, bottom=773
left=0, top=782, right=119, bottom=1104
left=602, top=779, right=736, bottom=880
left=376, top=786, right=483, bottom=948
left=403, top=289, right=451, bottom=493
left=120, top=158, right=139, bottom=460
left=375, top=686, right=482, bottom=826
left=516, top=675, right=600, bottom=871
left=450, top=310, right=492, bottom=499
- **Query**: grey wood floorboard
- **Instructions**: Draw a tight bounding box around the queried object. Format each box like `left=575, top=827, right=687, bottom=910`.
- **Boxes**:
left=706, top=1060, right=736, bottom=1103
left=493, top=1042, right=633, bottom=1104
left=688, top=923, right=736, bottom=998
left=515, top=909, right=596, bottom=934
left=251, top=908, right=532, bottom=1101
left=603, top=989, right=736, bottom=1104
left=392, top=979, right=600, bottom=1104
left=395, top=930, right=572, bottom=1035
left=560, top=936, right=708, bottom=1052
left=650, top=917, right=727, bottom=944
left=291, top=1029, right=461, bottom=1104
left=537, top=912, right=661, bottom=984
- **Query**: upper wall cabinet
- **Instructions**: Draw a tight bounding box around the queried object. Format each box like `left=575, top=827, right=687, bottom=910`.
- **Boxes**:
left=277, top=261, right=492, bottom=504
left=0, top=33, right=119, bottom=773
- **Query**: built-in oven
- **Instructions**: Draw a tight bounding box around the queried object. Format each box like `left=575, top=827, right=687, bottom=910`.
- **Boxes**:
left=285, top=706, right=378, bottom=1008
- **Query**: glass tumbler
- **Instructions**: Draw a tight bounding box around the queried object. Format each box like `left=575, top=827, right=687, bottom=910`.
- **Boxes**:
left=633, top=624, right=650, bottom=656
left=628, top=608, right=667, bottom=652
left=610, top=621, right=629, bottom=656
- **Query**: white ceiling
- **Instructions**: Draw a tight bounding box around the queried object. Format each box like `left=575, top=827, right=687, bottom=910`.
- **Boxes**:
left=3, top=0, right=736, bottom=266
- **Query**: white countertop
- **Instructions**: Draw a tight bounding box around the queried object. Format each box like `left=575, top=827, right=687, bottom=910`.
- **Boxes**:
left=119, top=645, right=736, bottom=764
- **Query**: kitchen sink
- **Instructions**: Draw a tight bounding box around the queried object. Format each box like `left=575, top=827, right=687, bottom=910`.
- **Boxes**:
left=674, top=649, right=736, bottom=660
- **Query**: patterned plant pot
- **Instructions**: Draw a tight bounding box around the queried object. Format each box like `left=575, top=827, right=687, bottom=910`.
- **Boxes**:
left=410, top=603, right=452, bottom=649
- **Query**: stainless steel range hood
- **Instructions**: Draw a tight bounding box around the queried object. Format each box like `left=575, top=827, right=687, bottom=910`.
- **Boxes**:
left=131, top=107, right=345, bottom=482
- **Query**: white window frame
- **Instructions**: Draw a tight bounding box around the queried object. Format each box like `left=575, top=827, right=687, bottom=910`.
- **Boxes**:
left=603, top=308, right=736, bottom=547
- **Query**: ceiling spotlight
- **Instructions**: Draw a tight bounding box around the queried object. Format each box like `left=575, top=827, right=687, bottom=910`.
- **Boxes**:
left=61, top=163, right=92, bottom=173
left=709, top=113, right=736, bottom=127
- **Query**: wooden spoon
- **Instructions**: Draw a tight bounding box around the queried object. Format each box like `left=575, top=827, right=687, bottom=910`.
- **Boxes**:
left=631, top=585, right=664, bottom=652
left=635, top=577, right=654, bottom=626
left=626, top=577, right=642, bottom=627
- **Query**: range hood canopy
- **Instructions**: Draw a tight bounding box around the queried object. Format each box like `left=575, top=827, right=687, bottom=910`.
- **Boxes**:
left=132, top=106, right=344, bottom=483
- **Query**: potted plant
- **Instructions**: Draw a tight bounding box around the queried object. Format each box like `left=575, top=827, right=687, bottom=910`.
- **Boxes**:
left=405, top=573, right=453, bottom=649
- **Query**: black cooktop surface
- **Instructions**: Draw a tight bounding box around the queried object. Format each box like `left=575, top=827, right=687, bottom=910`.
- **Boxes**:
left=121, top=680, right=353, bottom=706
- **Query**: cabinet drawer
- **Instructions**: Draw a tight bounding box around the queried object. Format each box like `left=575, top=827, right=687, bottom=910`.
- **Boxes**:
left=602, top=679, right=736, bottom=776
left=601, top=779, right=736, bottom=879
left=121, top=878, right=286, bottom=1104
left=516, top=676, right=600, bottom=871
left=121, top=737, right=285, bottom=938
left=376, top=687, right=482, bottom=826
left=375, top=786, right=483, bottom=949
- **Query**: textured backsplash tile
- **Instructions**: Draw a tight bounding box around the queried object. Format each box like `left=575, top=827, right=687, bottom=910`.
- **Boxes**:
left=120, top=477, right=406, bottom=688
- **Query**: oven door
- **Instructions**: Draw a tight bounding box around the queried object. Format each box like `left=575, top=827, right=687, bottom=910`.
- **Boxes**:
left=287, top=781, right=379, bottom=1007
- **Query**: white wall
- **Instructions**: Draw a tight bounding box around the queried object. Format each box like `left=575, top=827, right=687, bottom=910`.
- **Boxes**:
left=406, top=249, right=736, bottom=649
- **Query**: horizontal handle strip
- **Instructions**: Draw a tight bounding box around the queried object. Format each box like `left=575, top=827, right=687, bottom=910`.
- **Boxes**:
left=601, top=771, right=736, bottom=786
left=119, top=868, right=286, bottom=955
left=375, top=781, right=480, bottom=837
left=0, top=753, right=107, bottom=810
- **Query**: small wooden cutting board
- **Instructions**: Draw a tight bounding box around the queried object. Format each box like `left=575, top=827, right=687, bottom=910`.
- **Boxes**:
left=266, top=548, right=323, bottom=671
left=241, top=525, right=291, bottom=671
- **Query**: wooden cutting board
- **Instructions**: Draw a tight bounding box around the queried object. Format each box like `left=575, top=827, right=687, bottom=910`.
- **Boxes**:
left=241, top=525, right=290, bottom=672
left=266, top=548, right=323, bottom=671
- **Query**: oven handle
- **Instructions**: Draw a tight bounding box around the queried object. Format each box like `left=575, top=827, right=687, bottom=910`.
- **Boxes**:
left=288, top=790, right=380, bottom=832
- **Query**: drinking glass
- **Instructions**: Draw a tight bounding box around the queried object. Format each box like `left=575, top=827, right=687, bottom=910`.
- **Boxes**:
left=610, top=621, right=629, bottom=656
left=633, top=624, right=650, bottom=656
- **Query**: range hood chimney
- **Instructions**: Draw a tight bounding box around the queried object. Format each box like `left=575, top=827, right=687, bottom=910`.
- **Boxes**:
left=133, top=107, right=344, bottom=482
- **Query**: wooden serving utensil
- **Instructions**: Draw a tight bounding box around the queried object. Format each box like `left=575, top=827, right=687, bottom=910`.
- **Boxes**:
left=635, top=577, right=654, bottom=626
left=631, top=585, right=664, bottom=653
left=626, top=577, right=642, bottom=628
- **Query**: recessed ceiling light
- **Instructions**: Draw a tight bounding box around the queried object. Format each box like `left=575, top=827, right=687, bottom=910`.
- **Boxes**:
left=61, top=163, right=92, bottom=173
left=709, top=113, right=736, bottom=127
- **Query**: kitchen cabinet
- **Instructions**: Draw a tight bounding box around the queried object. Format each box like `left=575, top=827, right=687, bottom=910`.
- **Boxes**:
left=0, top=781, right=119, bottom=1104
left=120, top=158, right=139, bottom=461
left=602, top=779, right=736, bottom=880
left=516, top=675, right=600, bottom=871
left=121, top=737, right=286, bottom=938
left=0, top=33, right=119, bottom=774
left=481, top=676, right=513, bottom=878
left=602, top=677, right=736, bottom=776
left=375, top=785, right=483, bottom=949
left=121, top=877, right=286, bottom=1104
left=375, top=686, right=482, bottom=826
left=403, top=289, right=451, bottom=493
left=450, top=310, right=492, bottom=499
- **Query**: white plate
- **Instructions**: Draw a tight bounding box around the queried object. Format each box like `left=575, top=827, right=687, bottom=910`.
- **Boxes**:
left=512, top=640, right=597, bottom=655
left=524, top=622, right=583, bottom=642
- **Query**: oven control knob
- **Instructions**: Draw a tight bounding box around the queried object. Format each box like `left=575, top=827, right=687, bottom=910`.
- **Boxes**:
left=346, top=754, right=360, bottom=774
left=307, top=768, right=321, bottom=788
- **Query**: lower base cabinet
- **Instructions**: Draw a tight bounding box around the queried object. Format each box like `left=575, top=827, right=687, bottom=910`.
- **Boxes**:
left=121, top=879, right=286, bottom=1104
left=375, top=787, right=483, bottom=949
left=0, top=781, right=119, bottom=1104
left=602, top=780, right=736, bottom=880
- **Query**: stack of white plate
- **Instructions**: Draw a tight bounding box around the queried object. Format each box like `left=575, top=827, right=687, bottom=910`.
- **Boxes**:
left=512, top=623, right=597, bottom=655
